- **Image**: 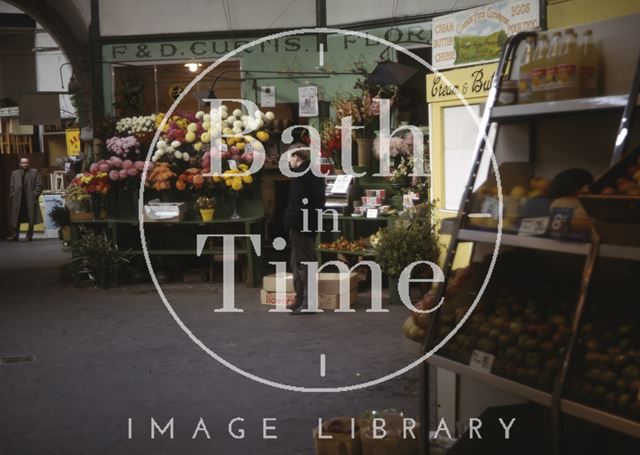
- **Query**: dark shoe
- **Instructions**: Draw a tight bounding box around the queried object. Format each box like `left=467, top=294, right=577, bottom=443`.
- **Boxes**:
left=26, top=235, right=33, bottom=242
left=290, top=306, right=318, bottom=315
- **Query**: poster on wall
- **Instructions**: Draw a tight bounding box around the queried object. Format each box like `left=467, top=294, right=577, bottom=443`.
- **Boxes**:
left=65, top=128, right=81, bottom=157
left=298, top=85, right=318, bottom=117
left=260, top=86, right=276, bottom=107
left=432, top=0, right=539, bottom=70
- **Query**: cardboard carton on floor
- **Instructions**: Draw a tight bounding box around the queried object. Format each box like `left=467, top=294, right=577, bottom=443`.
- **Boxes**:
left=317, top=272, right=359, bottom=294
left=260, top=289, right=297, bottom=306
left=263, top=272, right=359, bottom=295
left=317, top=289, right=358, bottom=310
left=262, top=273, right=295, bottom=293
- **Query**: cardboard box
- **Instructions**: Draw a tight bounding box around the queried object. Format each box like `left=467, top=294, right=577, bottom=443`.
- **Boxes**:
left=317, top=272, right=359, bottom=294
left=260, top=289, right=297, bottom=306
left=262, top=273, right=295, bottom=293
left=318, top=289, right=358, bottom=310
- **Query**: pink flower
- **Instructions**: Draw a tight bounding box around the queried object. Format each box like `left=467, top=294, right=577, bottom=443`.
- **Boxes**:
left=89, top=163, right=99, bottom=173
left=122, top=159, right=133, bottom=169
left=110, top=156, right=123, bottom=168
left=98, top=162, right=110, bottom=172
left=134, top=161, right=145, bottom=170
left=109, top=170, right=120, bottom=181
left=127, top=167, right=138, bottom=177
left=119, top=169, right=128, bottom=179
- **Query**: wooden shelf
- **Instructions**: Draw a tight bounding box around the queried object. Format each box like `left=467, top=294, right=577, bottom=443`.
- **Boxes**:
left=441, top=220, right=640, bottom=261
left=561, top=399, right=640, bottom=439
left=428, top=354, right=553, bottom=407
left=491, top=95, right=633, bottom=121
left=429, top=355, right=640, bottom=439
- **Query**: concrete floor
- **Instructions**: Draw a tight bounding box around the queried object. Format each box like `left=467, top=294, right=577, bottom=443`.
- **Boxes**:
left=0, top=239, right=427, bottom=455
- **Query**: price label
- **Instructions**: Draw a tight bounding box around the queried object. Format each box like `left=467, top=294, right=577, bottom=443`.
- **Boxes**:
left=549, top=207, right=573, bottom=239
left=481, top=196, right=500, bottom=219
left=518, top=217, right=550, bottom=236
left=331, top=174, right=353, bottom=194
left=366, top=208, right=379, bottom=219
left=469, top=349, right=495, bottom=373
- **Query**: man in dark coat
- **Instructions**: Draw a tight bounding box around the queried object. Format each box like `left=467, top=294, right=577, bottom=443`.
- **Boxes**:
left=8, top=157, right=42, bottom=241
left=283, top=146, right=326, bottom=314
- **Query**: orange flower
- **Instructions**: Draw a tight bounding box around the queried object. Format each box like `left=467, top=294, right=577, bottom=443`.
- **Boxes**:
left=176, top=180, right=186, bottom=190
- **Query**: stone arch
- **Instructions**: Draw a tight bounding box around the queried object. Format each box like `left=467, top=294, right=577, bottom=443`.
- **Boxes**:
left=2, top=0, right=94, bottom=124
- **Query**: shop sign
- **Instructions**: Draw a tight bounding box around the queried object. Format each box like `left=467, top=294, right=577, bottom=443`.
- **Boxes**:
left=103, top=36, right=317, bottom=62
left=103, top=22, right=432, bottom=63
left=432, top=0, right=539, bottom=70
left=65, top=128, right=81, bottom=156
left=426, top=63, right=507, bottom=103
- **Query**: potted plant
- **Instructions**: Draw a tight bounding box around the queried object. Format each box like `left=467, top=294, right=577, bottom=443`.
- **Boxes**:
left=48, top=204, right=71, bottom=242
left=196, top=195, right=216, bottom=221
left=373, top=203, right=440, bottom=305
left=70, top=226, right=130, bottom=290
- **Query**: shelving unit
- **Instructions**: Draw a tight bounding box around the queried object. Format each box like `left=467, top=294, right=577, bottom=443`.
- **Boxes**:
left=428, top=354, right=553, bottom=407
left=421, top=15, right=640, bottom=455
left=490, top=95, right=635, bottom=120
left=441, top=219, right=640, bottom=260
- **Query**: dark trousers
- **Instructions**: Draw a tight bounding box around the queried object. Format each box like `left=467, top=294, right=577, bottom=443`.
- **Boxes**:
left=12, top=199, right=34, bottom=239
left=289, top=230, right=316, bottom=307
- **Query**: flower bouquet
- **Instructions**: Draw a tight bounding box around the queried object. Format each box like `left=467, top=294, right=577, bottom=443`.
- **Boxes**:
left=333, top=80, right=397, bottom=166
left=68, top=170, right=111, bottom=219
left=221, top=164, right=253, bottom=219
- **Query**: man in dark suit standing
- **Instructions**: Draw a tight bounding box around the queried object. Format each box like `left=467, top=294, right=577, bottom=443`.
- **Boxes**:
left=8, top=157, right=42, bottom=241
left=283, top=147, right=326, bottom=314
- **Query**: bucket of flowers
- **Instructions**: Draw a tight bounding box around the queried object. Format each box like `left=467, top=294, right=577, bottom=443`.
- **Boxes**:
left=68, top=170, right=110, bottom=219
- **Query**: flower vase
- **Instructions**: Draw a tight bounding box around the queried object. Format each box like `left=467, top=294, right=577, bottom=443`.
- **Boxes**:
left=230, top=193, right=241, bottom=220
left=356, top=138, right=373, bottom=167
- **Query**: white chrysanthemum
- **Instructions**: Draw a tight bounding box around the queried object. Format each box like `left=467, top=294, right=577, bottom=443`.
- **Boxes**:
left=171, top=140, right=181, bottom=149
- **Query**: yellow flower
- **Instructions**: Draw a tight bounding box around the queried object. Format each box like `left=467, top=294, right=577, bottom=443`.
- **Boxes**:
left=231, top=178, right=243, bottom=191
left=242, top=175, right=253, bottom=184
left=238, top=164, right=248, bottom=171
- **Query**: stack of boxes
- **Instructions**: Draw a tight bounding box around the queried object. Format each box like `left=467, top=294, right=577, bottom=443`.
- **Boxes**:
left=261, top=272, right=359, bottom=310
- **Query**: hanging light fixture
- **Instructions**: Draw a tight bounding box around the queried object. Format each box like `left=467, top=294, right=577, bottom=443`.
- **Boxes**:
left=184, top=62, right=203, bottom=72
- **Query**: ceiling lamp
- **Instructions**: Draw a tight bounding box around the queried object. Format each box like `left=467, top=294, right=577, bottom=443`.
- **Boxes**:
left=184, top=62, right=203, bottom=72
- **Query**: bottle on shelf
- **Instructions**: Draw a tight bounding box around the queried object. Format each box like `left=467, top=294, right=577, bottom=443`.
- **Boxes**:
left=530, top=34, right=549, bottom=103
left=545, top=32, right=563, bottom=101
left=556, top=28, right=580, bottom=100
left=518, top=37, right=536, bottom=104
left=579, top=29, right=600, bottom=98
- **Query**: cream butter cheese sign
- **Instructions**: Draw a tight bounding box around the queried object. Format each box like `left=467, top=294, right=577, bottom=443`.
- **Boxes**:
left=432, top=0, right=539, bottom=70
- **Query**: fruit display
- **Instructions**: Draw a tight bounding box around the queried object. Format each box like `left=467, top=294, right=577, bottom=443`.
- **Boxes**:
left=469, top=167, right=598, bottom=240
left=567, top=283, right=640, bottom=421
left=403, top=251, right=580, bottom=392
left=319, top=237, right=367, bottom=252
left=593, top=156, right=640, bottom=196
